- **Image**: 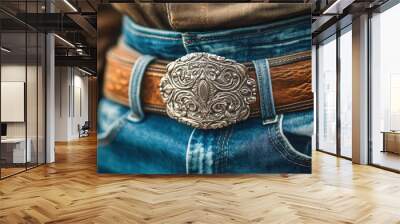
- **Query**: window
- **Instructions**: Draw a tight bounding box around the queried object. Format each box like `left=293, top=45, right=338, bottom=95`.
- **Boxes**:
left=317, top=35, right=337, bottom=154
left=316, top=24, right=353, bottom=159
left=0, top=1, right=47, bottom=179
left=370, top=2, right=400, bottom=171
left=339, top=26, right=352, bottom=158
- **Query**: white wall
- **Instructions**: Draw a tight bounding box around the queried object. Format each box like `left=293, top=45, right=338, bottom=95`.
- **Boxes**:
left=72, top=73, right=89, bottom=138
left=54, top=67, right=89, bottom=141
left=1, top=65, right=26, bottom=138
left=46, top=33, right=55, bottom=163
left=1, top=65, right=37, bottom=138
left=55, top=66, right=69, bottom=141
left=1, top=63, right=46, bottom=164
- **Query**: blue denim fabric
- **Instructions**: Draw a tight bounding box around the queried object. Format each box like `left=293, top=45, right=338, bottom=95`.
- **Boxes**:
left=98, top=15, right=313, bottom=174
left=253, top=58, right=277, bottom=123
left=128, top=55, right=155, bottom=122
left=122, top=15, right=311, bottom=62
left=98, top=99, right=312, bottom=174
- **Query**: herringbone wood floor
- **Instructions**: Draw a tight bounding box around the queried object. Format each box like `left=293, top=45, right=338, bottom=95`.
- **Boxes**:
left=1, top=135, right=400, bottom=224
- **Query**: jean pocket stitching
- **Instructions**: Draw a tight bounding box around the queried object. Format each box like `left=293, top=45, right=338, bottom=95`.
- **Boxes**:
left=98, top=112, right=130, bottom=147
left=269, top=115, right=311, bottom=167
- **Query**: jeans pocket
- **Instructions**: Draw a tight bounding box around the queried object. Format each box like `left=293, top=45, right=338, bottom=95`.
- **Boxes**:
left=98, top=115, right=130, bottom=147
left=269, top=115, right=311, bottom=167
left=97, top=99, right=131, bottom=147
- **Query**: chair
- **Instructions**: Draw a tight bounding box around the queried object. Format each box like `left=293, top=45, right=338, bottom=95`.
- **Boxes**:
left=78, top=121, right=90, bottom=138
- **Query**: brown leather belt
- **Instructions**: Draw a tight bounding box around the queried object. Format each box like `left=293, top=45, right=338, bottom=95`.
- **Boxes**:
left=103, top=44, right=313, bottom=117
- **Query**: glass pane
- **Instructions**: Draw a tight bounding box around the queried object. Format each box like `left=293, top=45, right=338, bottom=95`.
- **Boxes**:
left=1, top=31, right=27, bottom=177
left=371, top=3, right=400, bottom=171
left=340, top=28, right=352, bottom=158
left=38, top=33, right=45, bottom=165
left=27, top=31, right=38, bottom=169
left=0, top=0, right=46, bottom=178
left=317, top=36, right=337, bottom=154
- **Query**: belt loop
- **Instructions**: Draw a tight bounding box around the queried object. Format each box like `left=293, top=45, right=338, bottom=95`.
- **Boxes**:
left=253, top=58, right=277, bottom=125
left=128, top=55, right=155, bottom=122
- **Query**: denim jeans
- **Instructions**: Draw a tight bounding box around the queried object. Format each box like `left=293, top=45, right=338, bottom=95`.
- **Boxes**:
left=122, top=15, right=311, bottom=62
left=98, top=15, right=313, bottom=174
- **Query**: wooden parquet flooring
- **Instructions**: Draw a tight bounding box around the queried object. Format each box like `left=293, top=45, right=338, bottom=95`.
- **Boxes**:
left=1, top=135, right=400, bottom=224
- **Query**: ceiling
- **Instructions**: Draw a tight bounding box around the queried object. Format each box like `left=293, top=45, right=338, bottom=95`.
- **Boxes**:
left=0, top=0, right=102, bottom=74
left=0, top=0, right=393, bottom=75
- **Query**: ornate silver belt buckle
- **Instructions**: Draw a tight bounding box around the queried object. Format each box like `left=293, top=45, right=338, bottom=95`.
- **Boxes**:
left=159, top=52, right=257, bottom=129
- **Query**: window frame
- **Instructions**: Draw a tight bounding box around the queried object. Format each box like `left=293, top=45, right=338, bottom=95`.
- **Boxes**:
left=315, top=22, right=353, bottom=161
left=367, top=1, right=400, bottom=173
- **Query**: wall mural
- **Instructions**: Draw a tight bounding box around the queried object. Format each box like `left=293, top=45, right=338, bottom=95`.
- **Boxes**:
left=97, top=3, right=313, bottom=174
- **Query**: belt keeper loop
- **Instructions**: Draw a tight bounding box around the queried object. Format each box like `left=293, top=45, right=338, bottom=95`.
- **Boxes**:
left=253, top=58, right=277, bottom=125
left=128, top=55, right=155, bottom=122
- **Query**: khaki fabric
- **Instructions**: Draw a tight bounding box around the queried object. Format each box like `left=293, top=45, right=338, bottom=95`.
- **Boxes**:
left=112, top=3, right=310, bottom=31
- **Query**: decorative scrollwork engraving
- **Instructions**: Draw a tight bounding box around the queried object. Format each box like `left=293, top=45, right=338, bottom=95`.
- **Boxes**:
left=160, top=52, right=257, bottom=129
